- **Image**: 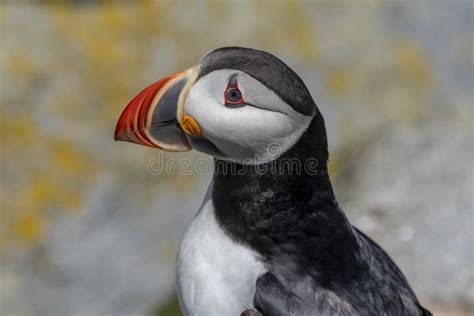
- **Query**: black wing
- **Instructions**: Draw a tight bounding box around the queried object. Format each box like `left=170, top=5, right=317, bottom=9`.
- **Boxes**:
left=254, top=272, right=357, bottom=316
left=253, top=228, right=432, bottom=316
left=254, top=272, right=302, bottom=316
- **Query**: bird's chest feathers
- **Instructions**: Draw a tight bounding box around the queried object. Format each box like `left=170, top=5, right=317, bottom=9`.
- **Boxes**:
left=176, top=199, right=266, bottom=316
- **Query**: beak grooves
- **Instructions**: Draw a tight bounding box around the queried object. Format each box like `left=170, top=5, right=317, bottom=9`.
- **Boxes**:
left=114, top=73, right=184, bottom=147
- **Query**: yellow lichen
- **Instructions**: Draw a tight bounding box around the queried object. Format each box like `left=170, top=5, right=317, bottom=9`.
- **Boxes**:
left=326, top=67, right=354, bottom=96
left=393, top=40, right=432, bottom=86
left=12, top=210, right=46, bottom=245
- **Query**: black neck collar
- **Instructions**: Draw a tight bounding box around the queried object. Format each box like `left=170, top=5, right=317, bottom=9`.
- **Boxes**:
left=212, top=116, right=362, bottom=274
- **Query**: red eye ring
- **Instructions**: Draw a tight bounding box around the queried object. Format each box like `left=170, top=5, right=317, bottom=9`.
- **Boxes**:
left=224, top=81, right=245, bottom=105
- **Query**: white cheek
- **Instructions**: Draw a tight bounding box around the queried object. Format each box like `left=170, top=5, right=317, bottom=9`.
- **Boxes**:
left=218, top=108, right=295, bottom=143
left=184, top=70, right=312, bottom=163
left=187, top=102, right=305, bottom=162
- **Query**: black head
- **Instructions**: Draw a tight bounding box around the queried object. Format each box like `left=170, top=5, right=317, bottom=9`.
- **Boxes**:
left=199, top=47, right=317, bottom=116
left=116, top=46, right=327, bottom=165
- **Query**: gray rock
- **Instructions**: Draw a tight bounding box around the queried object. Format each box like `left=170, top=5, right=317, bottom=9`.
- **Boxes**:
left=335, top=118, right=473, bottom=310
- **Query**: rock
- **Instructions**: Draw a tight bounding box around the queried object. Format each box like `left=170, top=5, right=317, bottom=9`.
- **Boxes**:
left=335, top=117, right=473, bottom=310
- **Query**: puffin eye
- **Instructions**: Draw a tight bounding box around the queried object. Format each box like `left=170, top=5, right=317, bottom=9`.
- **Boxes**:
left=226, top=88, right=242, bottom=103
left=224, top=78, right=244, bottom=105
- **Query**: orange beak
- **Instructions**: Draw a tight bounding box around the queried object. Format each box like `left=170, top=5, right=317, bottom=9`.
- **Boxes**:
left=114, top=67, right=198, bottom=151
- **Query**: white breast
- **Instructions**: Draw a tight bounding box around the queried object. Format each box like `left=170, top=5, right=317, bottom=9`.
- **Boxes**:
left=176, top=187, right=266, bottom=316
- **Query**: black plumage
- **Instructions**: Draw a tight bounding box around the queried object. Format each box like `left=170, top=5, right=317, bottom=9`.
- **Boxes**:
left=206, top=47, right=431, bottom=315
left=199, top=47, right=316, bottom=116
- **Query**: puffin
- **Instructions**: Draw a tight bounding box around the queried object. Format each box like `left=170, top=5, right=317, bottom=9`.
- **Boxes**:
left=114, top=47, right=431, bottom=316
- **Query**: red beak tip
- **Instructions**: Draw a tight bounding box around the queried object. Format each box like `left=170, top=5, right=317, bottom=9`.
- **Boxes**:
left=114, top=132, right=131, bottom=143
left=114, top=68, right=194, bottom=150
left=114, top=127, right=125, bottom=141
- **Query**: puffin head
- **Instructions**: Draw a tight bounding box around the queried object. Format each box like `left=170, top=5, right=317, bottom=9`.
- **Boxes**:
left=115, top=47, right=320, bottom=164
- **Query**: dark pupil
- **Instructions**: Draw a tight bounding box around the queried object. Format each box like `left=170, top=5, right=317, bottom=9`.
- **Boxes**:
left=227, top=88, right=241, bottom=102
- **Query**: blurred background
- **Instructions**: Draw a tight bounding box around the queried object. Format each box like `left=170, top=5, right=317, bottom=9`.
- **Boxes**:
left=1, top=1, right=473, bottom=315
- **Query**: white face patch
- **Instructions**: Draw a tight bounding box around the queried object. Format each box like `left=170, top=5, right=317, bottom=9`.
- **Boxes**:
left=183, top=69, right=314, bottom=164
